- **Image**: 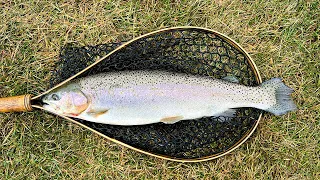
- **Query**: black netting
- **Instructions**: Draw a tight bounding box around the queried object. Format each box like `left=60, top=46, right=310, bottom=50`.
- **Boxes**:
left=49, top=28, right=262, bottom=159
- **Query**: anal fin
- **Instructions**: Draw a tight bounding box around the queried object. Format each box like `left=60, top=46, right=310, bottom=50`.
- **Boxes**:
left=215, top=109, right=237, bottom=117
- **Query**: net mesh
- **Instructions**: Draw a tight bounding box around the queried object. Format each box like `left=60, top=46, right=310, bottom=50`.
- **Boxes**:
left=49, top=28, right=262, bottom=159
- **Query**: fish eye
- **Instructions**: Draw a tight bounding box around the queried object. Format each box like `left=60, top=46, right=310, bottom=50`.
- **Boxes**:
left=51, top=94, right=60, bottom=101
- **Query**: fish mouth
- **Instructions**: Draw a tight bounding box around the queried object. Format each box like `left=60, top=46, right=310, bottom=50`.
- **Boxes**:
left=42, top=102, right=60, bottom=113
left=42, top=102, right=50, bottom=108
left=40, top=95, right=50, bottom=106
left=41, top=100, right=49, bottom=106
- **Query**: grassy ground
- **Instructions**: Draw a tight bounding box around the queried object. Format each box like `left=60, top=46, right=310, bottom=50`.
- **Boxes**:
left=0, top=0, right=319, bottom=179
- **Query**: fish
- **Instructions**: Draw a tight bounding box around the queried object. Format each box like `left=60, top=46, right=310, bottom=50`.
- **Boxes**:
left=42, top=70, right=297, bottom=125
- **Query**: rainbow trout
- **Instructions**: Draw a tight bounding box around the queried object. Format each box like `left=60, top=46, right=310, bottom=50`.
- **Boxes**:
left=42, top=70, right=296, bottom=125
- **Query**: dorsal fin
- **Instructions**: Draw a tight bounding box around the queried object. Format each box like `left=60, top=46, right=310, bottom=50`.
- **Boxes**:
left=222, top=76, right=239, bottom=83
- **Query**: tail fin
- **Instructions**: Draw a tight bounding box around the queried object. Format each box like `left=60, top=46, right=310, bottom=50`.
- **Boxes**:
left=262, top=78, right=297, bottom=116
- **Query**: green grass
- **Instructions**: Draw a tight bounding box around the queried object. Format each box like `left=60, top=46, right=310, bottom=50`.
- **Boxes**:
left=0, top=0, right=319, bottom=179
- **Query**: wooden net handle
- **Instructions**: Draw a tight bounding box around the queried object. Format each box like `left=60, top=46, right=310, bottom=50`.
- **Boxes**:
left=0, top=94, right=33, bottom=112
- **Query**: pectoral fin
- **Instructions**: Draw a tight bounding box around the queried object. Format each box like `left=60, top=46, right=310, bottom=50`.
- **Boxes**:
left=160, top=116, right=184, bottom=124
left=86, top=108, right=109, bottom=118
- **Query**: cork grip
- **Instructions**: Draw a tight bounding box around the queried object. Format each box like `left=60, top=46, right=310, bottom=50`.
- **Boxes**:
left=0, top=94, right=33, bottom=112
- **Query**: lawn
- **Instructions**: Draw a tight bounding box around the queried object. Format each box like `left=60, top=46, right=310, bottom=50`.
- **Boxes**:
left=0, top=0, right=319, bottom=179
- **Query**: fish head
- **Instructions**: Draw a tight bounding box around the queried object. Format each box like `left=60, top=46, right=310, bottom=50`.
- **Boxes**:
left=42, top=86, right=89, bottom=116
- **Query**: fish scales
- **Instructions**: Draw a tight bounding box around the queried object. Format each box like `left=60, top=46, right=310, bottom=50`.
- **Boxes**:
left=42, top=70, right=296, bottom=125
left=77, top=71, right=259, bottom=124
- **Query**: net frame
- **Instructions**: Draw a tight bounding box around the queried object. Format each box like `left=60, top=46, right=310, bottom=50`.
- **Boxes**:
left=32, top=27, right=263, bottom=162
